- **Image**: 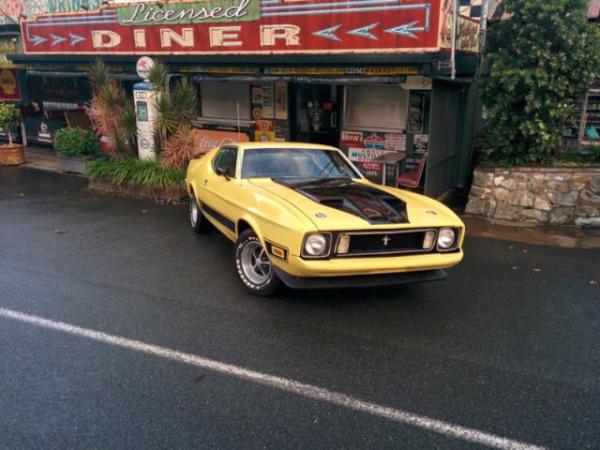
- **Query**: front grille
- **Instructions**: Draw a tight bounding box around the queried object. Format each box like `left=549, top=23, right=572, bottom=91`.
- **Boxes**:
left=337, top=230, right=434, bottom=257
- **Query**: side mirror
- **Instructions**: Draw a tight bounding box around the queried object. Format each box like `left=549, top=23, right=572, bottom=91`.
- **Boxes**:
left=215, top=166, right=231, bottom=179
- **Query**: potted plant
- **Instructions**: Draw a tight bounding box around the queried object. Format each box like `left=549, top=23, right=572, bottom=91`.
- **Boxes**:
left=0, top=103, right=24, bottom=165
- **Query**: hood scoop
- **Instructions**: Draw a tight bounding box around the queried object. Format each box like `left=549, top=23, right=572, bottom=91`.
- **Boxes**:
left=273, top=178, right=409, bottom=225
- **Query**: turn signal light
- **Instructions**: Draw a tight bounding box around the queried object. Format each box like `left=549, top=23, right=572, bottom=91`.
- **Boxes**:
left=423, top=230, right=436, bottom=250
left=336, top=234, right=351, bottom=254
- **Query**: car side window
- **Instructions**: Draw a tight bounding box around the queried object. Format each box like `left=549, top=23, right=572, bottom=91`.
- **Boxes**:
left=213, top=146, right=238, bottom=177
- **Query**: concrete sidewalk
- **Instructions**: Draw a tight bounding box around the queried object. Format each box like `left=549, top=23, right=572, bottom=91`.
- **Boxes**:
left=465, top=216, right=600, bottom=250
left=21, top=146, right=87, bottom=176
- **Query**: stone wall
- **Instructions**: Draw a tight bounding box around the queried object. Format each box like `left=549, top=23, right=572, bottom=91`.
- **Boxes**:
left=466, top=166, right=600, bottom=226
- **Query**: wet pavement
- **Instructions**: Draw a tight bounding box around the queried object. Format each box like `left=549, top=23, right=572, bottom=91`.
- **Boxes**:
left=1, top=167, right=599, bottom=450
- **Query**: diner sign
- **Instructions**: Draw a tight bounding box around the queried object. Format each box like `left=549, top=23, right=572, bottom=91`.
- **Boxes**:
left=21, top=0, right=453, bottom=55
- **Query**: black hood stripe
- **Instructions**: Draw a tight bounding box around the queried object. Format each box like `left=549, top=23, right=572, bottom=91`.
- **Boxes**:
left=273, top=178, right=409, bottom=225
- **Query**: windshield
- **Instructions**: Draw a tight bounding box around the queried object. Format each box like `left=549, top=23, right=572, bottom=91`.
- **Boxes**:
left=241, top=148, right=360, bottom=179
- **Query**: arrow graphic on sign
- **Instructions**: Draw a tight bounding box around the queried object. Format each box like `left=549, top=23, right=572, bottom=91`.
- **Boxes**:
left=29, top=34, right=47, bottom=46
left=313, top=25, right=342, bottom=42
left=385, top=21, right=422, bottom=39
left=69, top=33, right=86, bottom=46
left=50, top=34, right=66, bottom=46
left=347, top=23, right=379, bottom=40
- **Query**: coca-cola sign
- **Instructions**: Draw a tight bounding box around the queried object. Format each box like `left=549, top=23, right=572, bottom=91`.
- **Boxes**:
left=193, top=129, right=249, bottom=155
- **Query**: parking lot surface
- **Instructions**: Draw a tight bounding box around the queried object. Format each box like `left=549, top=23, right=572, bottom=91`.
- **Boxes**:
left=1, top=168, right=599, bottom=449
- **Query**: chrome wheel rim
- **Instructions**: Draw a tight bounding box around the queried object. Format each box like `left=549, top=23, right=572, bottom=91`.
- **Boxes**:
left=240, top=241, right=271, bottom=285
left=190, top=197, right=198, bottom=227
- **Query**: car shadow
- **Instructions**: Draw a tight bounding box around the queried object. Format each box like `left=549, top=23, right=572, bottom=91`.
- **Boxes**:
left=274, top=283, right=421, bottom=306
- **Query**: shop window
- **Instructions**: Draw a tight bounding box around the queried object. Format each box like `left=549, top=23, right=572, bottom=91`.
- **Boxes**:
left=344, top=85, right=408, bottom=132
left=29, top=76, right=92, bottom=107
left=581, top=86, right=600, bottom=145
left=200, top=81, right=251, bottom=120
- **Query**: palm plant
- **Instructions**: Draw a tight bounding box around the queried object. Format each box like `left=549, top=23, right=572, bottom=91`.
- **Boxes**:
left=162, top=126, right=198, bottom=169
left=148, top=61, right=199, bottom=168
left=86, top=59, right=136, bottom=158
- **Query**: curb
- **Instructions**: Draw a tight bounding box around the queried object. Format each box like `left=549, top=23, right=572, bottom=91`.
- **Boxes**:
left=463, top=216, right=600, bottom=250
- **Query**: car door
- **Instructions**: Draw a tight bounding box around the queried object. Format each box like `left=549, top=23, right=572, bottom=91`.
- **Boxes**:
left=201, top=146, right=242, bottom=239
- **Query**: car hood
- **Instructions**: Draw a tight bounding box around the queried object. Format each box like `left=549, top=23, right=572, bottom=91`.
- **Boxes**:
left=248, top=178, right=462, bottom=231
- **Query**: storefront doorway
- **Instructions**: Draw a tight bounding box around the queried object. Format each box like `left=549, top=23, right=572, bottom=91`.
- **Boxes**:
left=292, top=84, right=341, bottom=147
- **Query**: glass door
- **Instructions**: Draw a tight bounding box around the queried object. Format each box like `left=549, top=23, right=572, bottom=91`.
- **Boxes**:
left=293, top=84, right=340, bottom=147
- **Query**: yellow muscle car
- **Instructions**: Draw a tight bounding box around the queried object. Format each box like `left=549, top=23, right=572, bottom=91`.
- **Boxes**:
left=186, top=142, right=464, bottom=296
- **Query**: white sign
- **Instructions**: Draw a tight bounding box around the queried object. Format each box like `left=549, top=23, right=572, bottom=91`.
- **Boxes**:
left=348, top=147, right=392, bottom=163
left=136, top=56, right=154, bottom=81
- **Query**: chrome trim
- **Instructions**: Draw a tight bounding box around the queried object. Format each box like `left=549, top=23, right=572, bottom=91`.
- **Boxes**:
left=301, top=232, right=333, bottom=259
left=334, top=228, right=438, bottom=257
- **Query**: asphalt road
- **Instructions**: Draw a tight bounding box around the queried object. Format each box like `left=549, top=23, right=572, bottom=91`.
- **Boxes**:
left=1, top=167, right=599, bottom=450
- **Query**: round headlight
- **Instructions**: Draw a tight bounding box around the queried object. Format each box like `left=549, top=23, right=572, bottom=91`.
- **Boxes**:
left=437, top=228, right=456, bottom=250
left=304, top=233, right=329, bottom=256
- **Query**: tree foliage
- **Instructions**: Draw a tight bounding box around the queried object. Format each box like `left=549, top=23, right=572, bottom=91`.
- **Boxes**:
left=481, top=0, right=600, bottom=165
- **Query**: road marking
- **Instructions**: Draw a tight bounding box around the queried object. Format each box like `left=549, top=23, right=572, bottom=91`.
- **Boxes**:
left=0, top=307, right=546, bottom=450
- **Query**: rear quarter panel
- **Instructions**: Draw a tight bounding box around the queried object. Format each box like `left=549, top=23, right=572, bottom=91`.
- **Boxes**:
left=185, top=148, right=218, bottom=196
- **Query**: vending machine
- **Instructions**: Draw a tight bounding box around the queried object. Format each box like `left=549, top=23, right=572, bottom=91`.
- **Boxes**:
left=133, top=81, right=158, bottom=160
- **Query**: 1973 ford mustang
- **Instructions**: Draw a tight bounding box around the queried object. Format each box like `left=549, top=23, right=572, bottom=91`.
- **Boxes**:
left=186, top=142, right=464, bottom=296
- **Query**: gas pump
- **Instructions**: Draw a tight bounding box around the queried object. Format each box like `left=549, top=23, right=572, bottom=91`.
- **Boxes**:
left=133, top=82, right=158, bottom=160
left=133, top=57, right=158, bottom=160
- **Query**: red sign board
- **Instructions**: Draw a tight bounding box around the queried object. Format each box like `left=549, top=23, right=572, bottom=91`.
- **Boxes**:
left=21, top=0, right=445, bottom=55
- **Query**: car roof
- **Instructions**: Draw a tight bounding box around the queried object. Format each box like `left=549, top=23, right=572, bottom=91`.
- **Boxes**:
left=236, top=142, right=340, bottom=151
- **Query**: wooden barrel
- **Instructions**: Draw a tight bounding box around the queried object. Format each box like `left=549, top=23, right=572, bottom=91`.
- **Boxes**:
left=0, top=144, right=25, bottom=165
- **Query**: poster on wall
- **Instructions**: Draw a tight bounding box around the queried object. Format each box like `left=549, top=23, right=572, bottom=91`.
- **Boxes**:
left=255, top=130, right=275, bottom=142
left=342, top=130, right=406, bottom=153
left=408, top=92, right=426, bottom=133
left=275, top=81, right=287, bottom=120
left=405, top=134, right=429, bottom=169
left=0, top=69, right=21, bottom=101
left=274, top=119, right=288, bottom=141
left=261, top=83, right=274, bottom=119
left=439, top=0, right=480, bottom=53
left=251, top=85, right=263, bottom=104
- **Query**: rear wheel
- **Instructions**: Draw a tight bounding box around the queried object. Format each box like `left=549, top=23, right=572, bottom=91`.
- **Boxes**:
left=235, top=229, right=281, bottom=297
left=189, top=193, right=209, bottom=233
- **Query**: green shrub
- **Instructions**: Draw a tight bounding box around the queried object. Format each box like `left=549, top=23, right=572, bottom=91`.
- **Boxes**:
left=86, top=158, right=185, bottom=189
left=482, top=0, right=600, bottom=165
left=0, top=103, right=21, bottom=144
left=54, top=127, right=99, bottom=157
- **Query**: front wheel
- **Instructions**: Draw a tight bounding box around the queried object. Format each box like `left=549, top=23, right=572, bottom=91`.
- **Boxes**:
left=235, top=229, right=281, bottom=297
left=189, top=193, right=209, bottom=233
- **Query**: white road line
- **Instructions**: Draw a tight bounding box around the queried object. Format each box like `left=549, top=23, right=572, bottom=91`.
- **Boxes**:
left=0, top=307, right=546, bottom=450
